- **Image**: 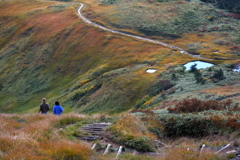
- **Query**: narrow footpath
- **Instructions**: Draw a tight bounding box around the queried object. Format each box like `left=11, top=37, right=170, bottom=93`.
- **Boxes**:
left=77, top=3, right=212, bottom=60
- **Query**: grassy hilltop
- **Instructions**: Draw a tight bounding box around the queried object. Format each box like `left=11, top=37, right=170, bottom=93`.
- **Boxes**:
left=0, top=0, right=240, bottom=159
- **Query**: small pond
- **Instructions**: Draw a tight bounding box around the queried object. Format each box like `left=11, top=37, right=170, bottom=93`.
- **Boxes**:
left=233, top=65, right=240, bottom=73
left=184, top=61, right=214, bottom=70
left=146, top=69, right=157, bottom=73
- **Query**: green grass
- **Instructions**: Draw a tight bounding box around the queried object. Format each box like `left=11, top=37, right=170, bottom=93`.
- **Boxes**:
left=97, top=0, right=240, bottom=51
left=119, top=154, right=155, bottom=160
left=134, top=63, right=240, bottom=110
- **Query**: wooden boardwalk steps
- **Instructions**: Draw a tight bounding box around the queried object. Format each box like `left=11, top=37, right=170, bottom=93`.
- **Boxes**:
left=79, top=123, right=111, bottom=141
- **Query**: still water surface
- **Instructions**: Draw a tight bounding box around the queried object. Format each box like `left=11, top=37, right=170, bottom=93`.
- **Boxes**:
left=184, top=61, right=214, bottom=70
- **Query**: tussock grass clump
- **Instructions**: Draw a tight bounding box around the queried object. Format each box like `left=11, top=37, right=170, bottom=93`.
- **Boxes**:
left=147, top=79, right=174, bottom=97
left=53, top=114, right=85, bottom=128
left=46, top=4, right=73, bottom=12
left=108, top=114, right=157, bottom=152
left=99, top=0, right=121, bottom=5
left=0, top=136, right=14, bottom=153
left=0, top=114, right=90, bottom=160
left=185, top=43, right=203, bottom=55
left=39, top=140, right=90, bottom=160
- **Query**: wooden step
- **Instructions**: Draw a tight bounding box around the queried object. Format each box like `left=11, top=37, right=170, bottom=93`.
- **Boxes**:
left=79, top=136, right=100, bottom=141
left=79, top=123, right=111, bottom=141
left=81, top=127, right=105, bottom=130
left=82, top=126, right=106, bottom=129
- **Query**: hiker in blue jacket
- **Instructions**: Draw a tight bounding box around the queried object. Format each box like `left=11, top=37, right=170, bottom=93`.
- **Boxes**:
left=53, top=101, right=64, bottom=115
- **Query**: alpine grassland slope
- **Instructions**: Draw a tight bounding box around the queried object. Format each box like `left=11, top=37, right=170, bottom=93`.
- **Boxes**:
left=0, top=0, right=192, bottom=114
left=89, top=0, right=240, bottom=59
left=0, top=0, right=240, bottom=116
left=1, top=0, right=240, bottom=159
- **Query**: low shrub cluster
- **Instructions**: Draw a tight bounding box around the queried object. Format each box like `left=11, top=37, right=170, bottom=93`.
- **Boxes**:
left=185, top=43, right=203, bottom=55
left=160, top=114, right=240, bottom=137
left=99, top=0, right=121, bottom=5
left=46, top=4, right=72, bottom=12
left=124, top=136, right=156, bottom=152
left=147, top=79, right=174, bottom=97
left=134, top=95, right=151, bottom=109
left=200, top=0, right=240, bottom=13
left=63, top=80, right=102, bottom=108
left=131, top=109, right=155, bottom=115
left=108, top=115, right=157, bottom=152
left=189, top=64, right=206, bottom=84
left=168, top=98, right=239, bottom=113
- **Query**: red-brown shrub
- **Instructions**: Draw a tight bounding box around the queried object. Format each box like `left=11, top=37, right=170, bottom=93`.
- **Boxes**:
left=226, top=118, right=240, bottom=130
left=229, top=45, right=239, bottom=50
left=168, top=98, right=237, bottom=113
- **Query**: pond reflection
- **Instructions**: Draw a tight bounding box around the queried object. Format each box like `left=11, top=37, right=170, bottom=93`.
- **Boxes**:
left=184, top=61, right=214, bottom=70
left=233, top=65, right=240, bottom=73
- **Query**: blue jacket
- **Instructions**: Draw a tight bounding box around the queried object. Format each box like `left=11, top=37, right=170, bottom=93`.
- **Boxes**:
left=53, top=105, right=64, bottom=115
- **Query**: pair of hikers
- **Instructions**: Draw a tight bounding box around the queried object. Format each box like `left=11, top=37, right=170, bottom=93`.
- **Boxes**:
left=39, top=98, right=64, bottom=115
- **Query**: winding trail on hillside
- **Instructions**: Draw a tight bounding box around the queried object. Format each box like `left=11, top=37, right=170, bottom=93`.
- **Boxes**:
left=77, top=3, right=212, bottom=60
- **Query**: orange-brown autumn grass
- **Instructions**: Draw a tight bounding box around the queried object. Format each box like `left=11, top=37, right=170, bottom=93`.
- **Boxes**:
left=74, top=0, right=200, bottom=65
left=0, top=1, right=50, bottom=16
left=160, top=135, right=232, bottom=160
left=0, top=113, right=229, bottom=160
left=201, top=84, right=240, bottom=96
left=168, top=33, right=236, bottom=60
left=0, top=0, right=199, bottom=78
left=159, top=148, right=224, bottom=160
left=0, top=113, right=91, bottom=160
left=1, top=0, right=221, bottom=114
left=112, top=114, right=156, bottom=139
left=199, top=84, right=240, bottom=104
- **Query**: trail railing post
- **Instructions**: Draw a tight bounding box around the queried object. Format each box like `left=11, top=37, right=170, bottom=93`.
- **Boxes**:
left=200, top=144, right=206, bottom=153
left=215, top=144, right=230, bottom=154
left=103, top=144, right=111, bottom=155
left=91, top=143, right=96, bottom=150
left=133, top=150, right=137, bottom=155
left=116, top=146, right=123, bottom=158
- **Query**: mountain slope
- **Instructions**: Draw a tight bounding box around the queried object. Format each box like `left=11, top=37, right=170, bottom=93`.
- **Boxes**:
left=0, top=0, right=183, bottom=113
left=0, top=0, right=239, bottom=114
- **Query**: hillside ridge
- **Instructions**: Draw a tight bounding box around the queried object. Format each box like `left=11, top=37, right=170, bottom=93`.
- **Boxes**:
left=77, top=2, right=211, bottom=60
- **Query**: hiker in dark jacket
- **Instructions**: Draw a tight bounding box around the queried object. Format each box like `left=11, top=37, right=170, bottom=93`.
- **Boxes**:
left=39, top=98, right=50, bottom=114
